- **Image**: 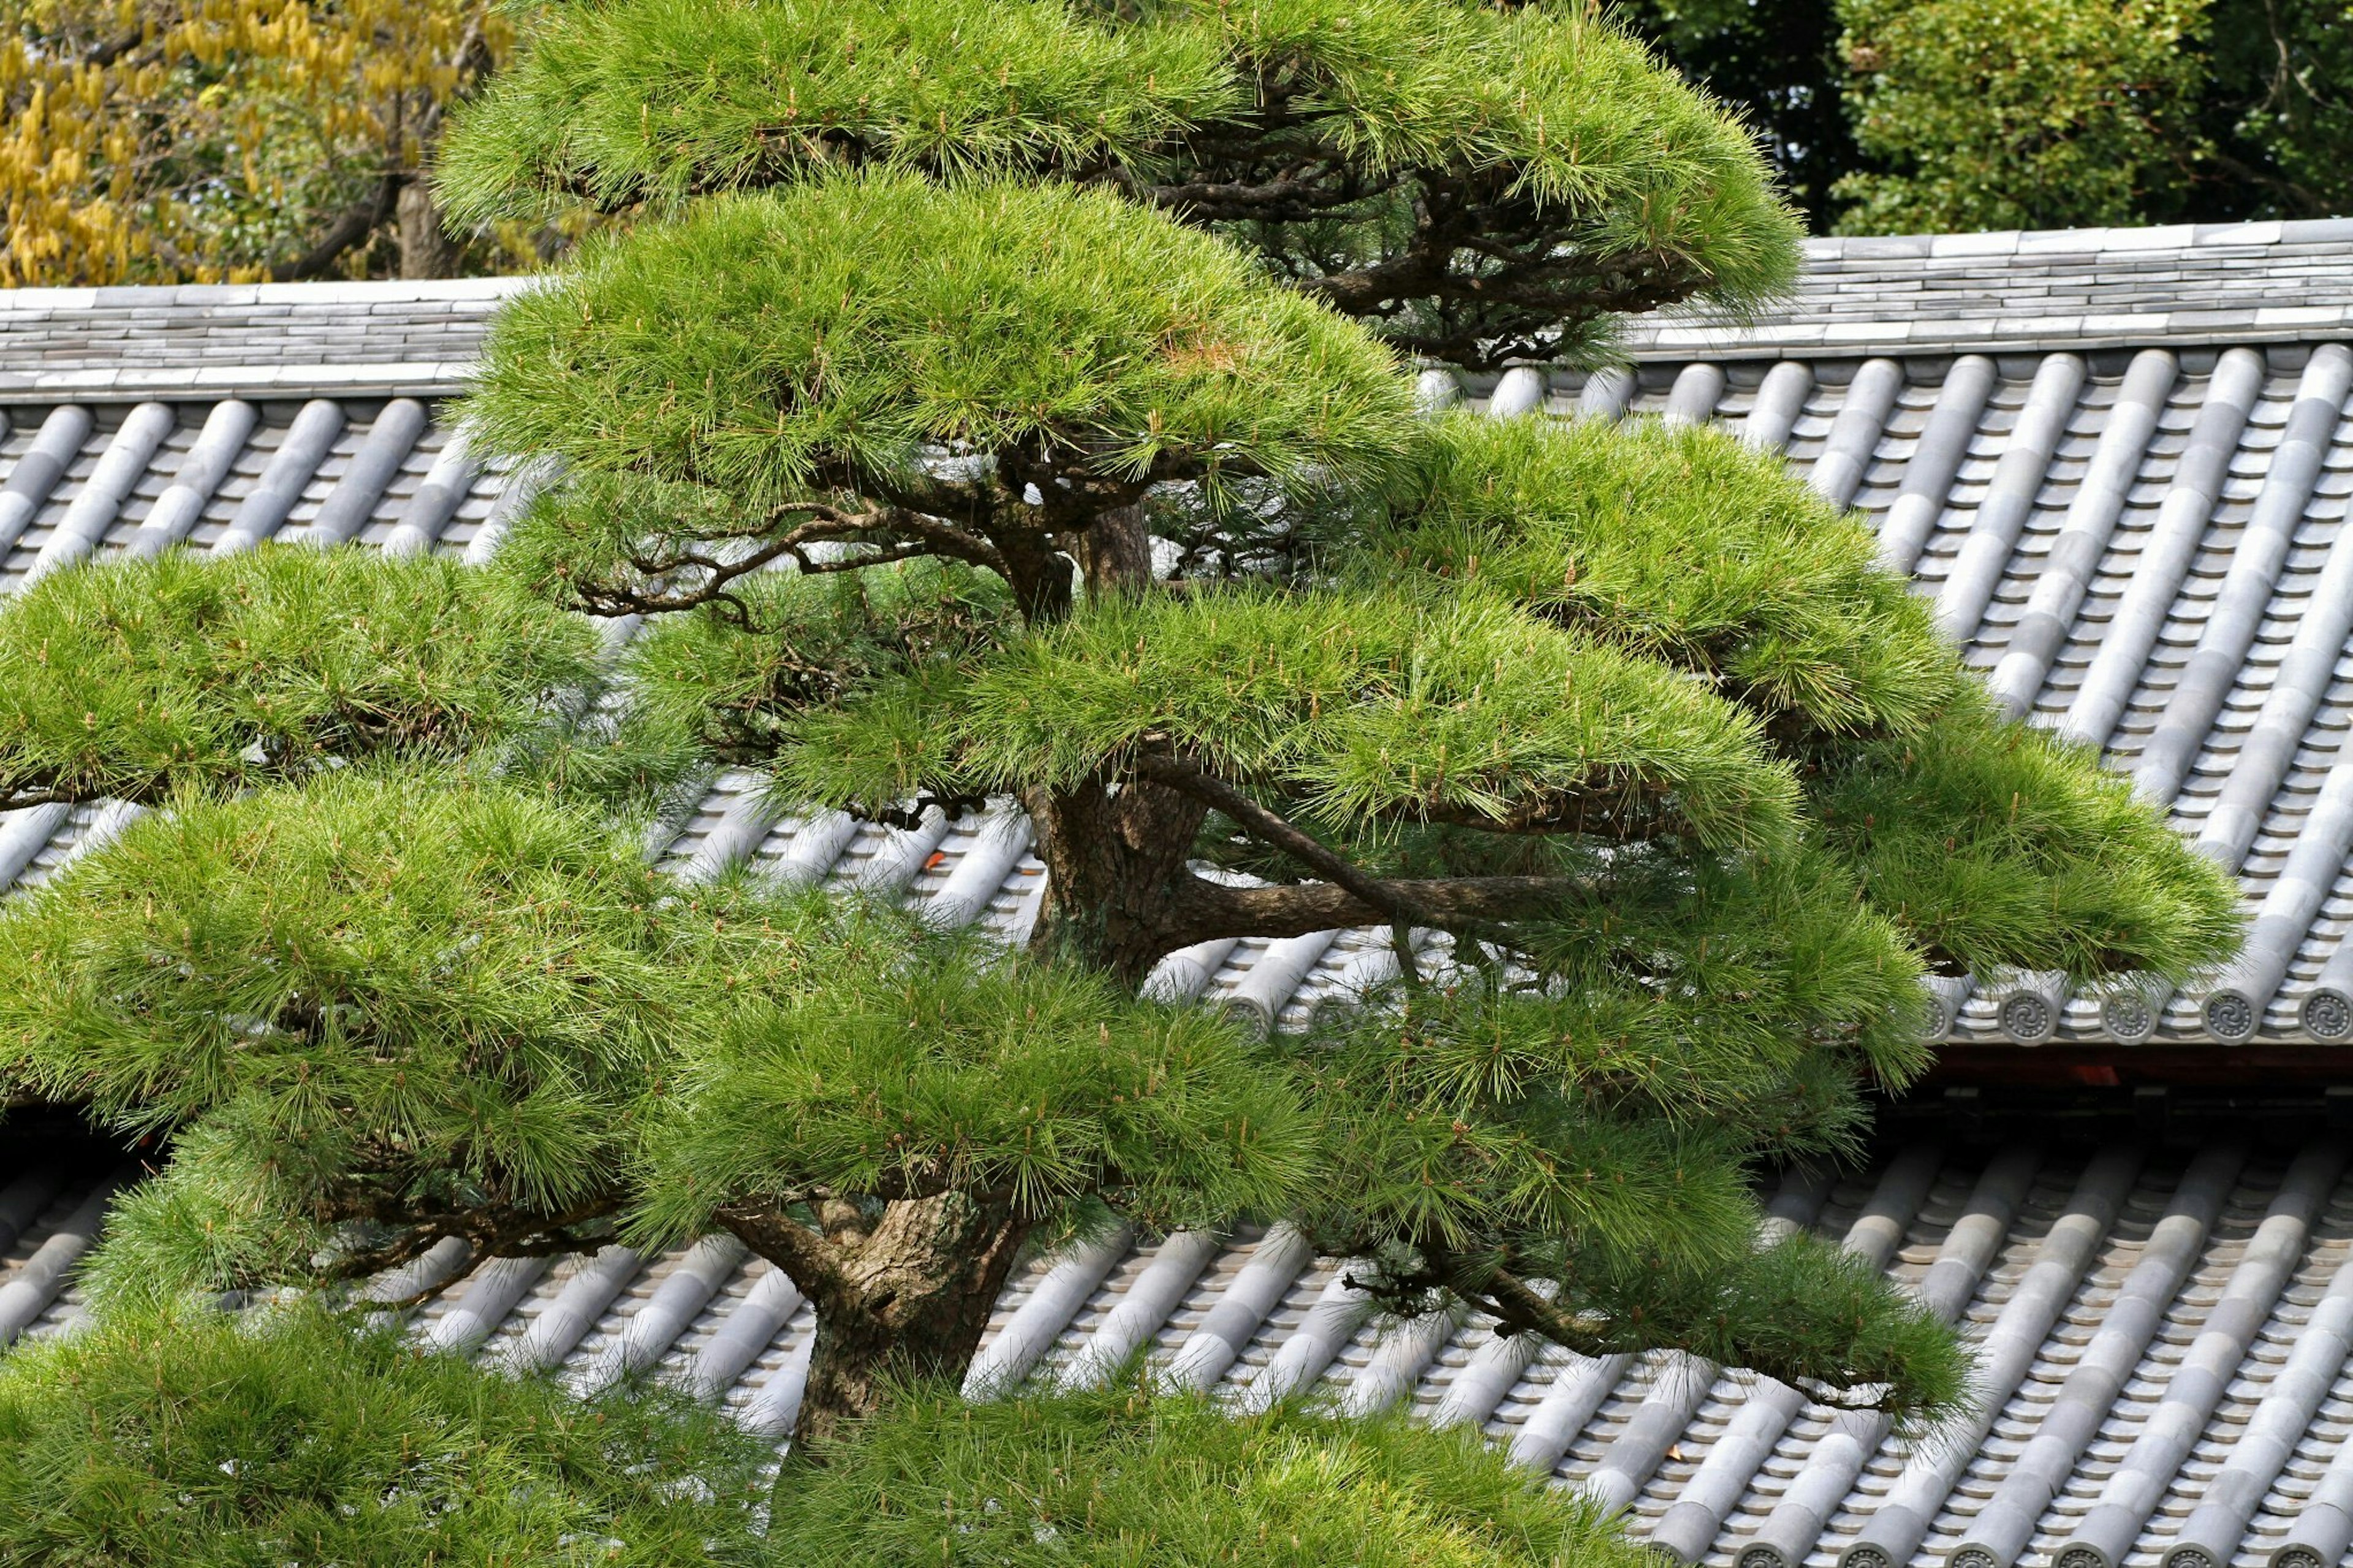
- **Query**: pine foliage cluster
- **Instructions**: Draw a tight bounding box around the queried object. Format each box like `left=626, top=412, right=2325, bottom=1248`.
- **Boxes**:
left=759, top=1379, right=1655, bottom=1567
left=0, top=1308, right=1659, bottom=1568
left=0, top=0, right=2249, bottom=1558
left=0, top=549, right=599, bottom=809
left=0, top=1305, right=778, bottom=1567
left=442, top=0, right=1802, bottom=368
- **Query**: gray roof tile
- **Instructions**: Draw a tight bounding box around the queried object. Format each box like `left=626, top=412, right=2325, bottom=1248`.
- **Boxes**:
left=42, top=1142, right=2353, bottom=1568
left=11, top=224, right=2353, bottom=1562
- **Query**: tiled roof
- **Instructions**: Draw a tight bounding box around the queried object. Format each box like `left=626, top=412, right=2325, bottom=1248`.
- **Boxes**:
left=1638, top=221, right=2353, bottom=360
left=7, top=222, right=2353, bottom=1568
left=15, top=1129, right=2353, bottom=1568
left=8, top=224, right=2352, bottom=1044
left=4, top=219, right=2350, bottom=402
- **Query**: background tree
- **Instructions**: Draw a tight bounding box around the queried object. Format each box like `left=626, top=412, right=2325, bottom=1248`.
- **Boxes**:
left=0, top=0, right=2240, bottom=1531
left=1618, top=0, right=2353, bottom=233
left=0, top=0, right=534, bottom=285
left=1832, top=0, right=2216, bottom=233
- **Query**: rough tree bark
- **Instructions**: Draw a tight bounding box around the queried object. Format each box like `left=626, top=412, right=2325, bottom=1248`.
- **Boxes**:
left=1023, top=779, right=1213, bottom=987
left=1017, top=502, right=1221, bottom=984
left=721, top=1192, right=1034, bottom=1447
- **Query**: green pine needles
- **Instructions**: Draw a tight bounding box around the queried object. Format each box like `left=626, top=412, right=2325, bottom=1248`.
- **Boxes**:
left=0, top=1308, right=1656, bottom=1567
left=0, top=1304, right=779, bottom=1567
left=0, top=547, right=599, bottom=809
left=441, top=0, right=1801, bottom=368
left=759, top=1379, right=1656, bottom=1568
left=0, top=0, right=2247, bottom=1556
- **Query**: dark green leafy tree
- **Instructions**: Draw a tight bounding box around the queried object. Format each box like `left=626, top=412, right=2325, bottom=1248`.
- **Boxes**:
left=1615, top=0, right=2353, bottom=233
left=0, top=1, right=2240, bottom=1521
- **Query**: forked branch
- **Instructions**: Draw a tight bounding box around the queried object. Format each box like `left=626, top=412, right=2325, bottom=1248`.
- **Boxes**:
left=1135, top=754, right=1595, bottom=944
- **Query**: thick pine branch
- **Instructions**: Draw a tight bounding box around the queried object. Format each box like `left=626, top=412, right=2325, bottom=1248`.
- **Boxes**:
left=1169, top=869, right=1596, bottom=945
left=714, top=1198, right=856, bottom=1314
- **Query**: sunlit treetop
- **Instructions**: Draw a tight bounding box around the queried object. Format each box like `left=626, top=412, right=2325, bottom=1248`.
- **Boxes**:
left=439, top=0, right=1803, bottom=368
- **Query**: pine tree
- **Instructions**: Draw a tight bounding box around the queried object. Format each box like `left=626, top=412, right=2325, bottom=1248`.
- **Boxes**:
left=1, top=0, right=2239, bottom=1493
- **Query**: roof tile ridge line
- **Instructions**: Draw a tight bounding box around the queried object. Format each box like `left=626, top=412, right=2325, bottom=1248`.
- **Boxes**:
left=2295, top=930, right=2353, bottom=1041
left=680, top=1261, right=805, bottom=1401
left=2132, top=344, right=2353, bottom=806
left=0, top=362, right=482, bottom=400
left=1660, top=362, right=1727, bottom=426
left=1646, top=1144, right=1946, bottom=1566
left=1055, top=1229, right=1227, bottom=1392
left=357, top=1235, right=474, bottom=1320
left=2057, top=347, right=2269, bottom=755
left=497, top=1242, right=644, bottom=1374
left=578, top=1232, right=750, bottom=1394
left=0, top=275, right=538, bottom=309
left=1933, top=352, right=2091, bottom=644
left=1578, top=1170, right=1837, bottom=1515
left=462, top=455, right=557, bottom=567
left=1425, top=1276, right=1559, bottom=1433
left=1502, top=1339, right=1635, bottom=1478
left=1740, top=1145, right=2043, bottom=1568
left=0, top=406, right=96, bottom=560
left=2054, top=1142, right=2351, bottom=1568
left=1302, top=937, right=1425, bottom=1035
left=766, top=808, right=861, bottom=890
left=1143, top=936, right=1245, bottom=1004
left=1158, top=1222, right=1317, bottom=1393
left=0, top=1166, right=70, bottom=1256
left=2249, top=1262, right=2353, bottom=1568
left=1875, top=356, right=1997, bottom=576
left=921, top=808, right=1035, bottom=933
left=0, top=802, right=74, bottom=892
left=963, top=1226, right=1134, bottom=1397
left=1341, top=1294, right=1467, bottom=1417
left=1806, top=358, right=1906, bottom=510
left=1221, top=928, right=1342, bottom=1038
left=0, top=1168, right=134, bottom=1346
left=1739, top=360, right=1815, bottom=454
left=211, top=398, right=347, bottom=556
left=1229, top=1250, right=1381, bottom=1413
left=2196, top=763, right=2353, bottom=1042
left=1987, top=348, right=2183, bottom=719
left=1578, top=366, right=1636, bottom=425
left=121, top=400, right=260, bottom=562
left=1945, top=1143, right=2248, bottom=1568
left=2195, top=471, right=2353, bottom=869
left=2162, top=1237, right=2353, bottom=1568
left=670, top=779, right=793, bottom=885
left=304, top=400, right=430, bottom=549
left=853, top=805, right=955, bottom=900
left=1975, top=966, right=2071, bottom=1045
left=1487, top=365, right=1547, bottom=417
left=423, top=1253, right=553, bottom=1356
left=37, top=799, right=145, bottom=887
left=1835, top=1145, right=2145, bottom=1568
left=735, top=1324, right=818, bottom=1439
left=382, top=430, right=482, bottom=558
left=23, top=402, right=176, bottom=588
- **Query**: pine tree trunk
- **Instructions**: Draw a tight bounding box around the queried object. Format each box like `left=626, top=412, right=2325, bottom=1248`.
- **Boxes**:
left=783, top=1194, right=1034, bottom=1448
left=1010, top=504, right=1211, bottom=985
left=1023, top=779, right=1209, bottom=987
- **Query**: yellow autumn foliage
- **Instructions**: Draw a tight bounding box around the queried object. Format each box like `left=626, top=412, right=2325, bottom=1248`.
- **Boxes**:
left=0, top=0, right=526, bottom=286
